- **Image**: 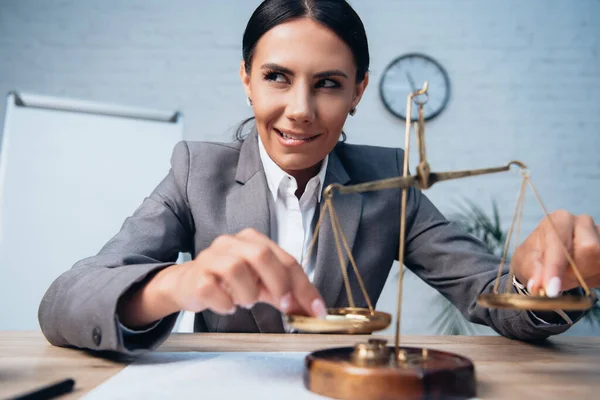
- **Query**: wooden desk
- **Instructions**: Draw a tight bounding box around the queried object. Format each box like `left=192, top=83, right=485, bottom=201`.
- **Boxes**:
left=1, top=331, right=599, bottom=399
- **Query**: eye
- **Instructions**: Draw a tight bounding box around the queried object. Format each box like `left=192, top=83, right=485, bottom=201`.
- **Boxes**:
left=264, top=71, right=288, bottom=84
left=316, top=79, right=341, bottom=89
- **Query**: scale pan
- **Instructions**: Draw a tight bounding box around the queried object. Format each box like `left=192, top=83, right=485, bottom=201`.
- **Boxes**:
left=478, top=293, right=597, bottom=311
left=284, top=307, right=391, bottom=334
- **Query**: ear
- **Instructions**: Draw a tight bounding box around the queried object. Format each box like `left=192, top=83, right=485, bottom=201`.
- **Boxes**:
left=351, top=72, right=369, bottom=109
left=240, top=60, right=252, bottom=99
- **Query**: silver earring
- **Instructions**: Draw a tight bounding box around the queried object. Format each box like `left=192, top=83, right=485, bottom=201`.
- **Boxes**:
left=246, top=97, right=253, bottom=107
left=349, top=107, right=357, bottom=116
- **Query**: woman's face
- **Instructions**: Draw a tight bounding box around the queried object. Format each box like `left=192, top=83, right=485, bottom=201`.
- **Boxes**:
left=241, top=18, right=368, bottom=181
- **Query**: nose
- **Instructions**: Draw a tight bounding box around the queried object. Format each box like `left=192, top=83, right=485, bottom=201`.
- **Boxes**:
left=285, top=84, right=315, bottom=124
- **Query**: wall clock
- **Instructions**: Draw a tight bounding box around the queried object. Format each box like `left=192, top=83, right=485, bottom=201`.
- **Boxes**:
left=379, top=53, right=450, bottom=121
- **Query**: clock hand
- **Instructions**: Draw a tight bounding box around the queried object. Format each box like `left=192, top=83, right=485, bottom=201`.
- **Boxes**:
left=405, top=71, right=418, bottom=92
left=405, top=72, right=420, bottom=120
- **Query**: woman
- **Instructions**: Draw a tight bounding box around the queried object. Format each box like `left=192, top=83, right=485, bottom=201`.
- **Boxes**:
left=39, top=0, right=599, bottom=355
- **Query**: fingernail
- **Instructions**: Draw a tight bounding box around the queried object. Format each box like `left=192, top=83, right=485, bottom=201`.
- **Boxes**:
left=227, top=307, right=236, bottom=315
left=311, top=299, right=327, bottom=319
left=242, top=303, right=255, bottom=310
left=527, top=279, right=535, bottom=293
left=546, top=277, right=562, bottom=298
left=280, top=293, right=292, bottom=312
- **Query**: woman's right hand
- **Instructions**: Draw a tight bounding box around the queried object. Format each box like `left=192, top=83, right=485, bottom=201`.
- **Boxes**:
left=118, top=228, right=327, bottom=328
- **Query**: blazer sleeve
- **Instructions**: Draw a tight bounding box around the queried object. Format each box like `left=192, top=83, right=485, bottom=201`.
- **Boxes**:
left=38, top=141, right=195, bottom=355
left=398, top=149, right=583, bottom=341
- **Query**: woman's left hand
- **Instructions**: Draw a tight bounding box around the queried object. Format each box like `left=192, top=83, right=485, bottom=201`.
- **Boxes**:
left=512, top=210, right=600, bottom=296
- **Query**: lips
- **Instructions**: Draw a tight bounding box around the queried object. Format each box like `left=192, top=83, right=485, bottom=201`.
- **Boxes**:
left=275, top=128, right=320, bottom=142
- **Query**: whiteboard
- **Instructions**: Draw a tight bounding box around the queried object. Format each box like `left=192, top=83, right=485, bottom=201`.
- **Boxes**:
left=0, top=92, right=183, bottom=330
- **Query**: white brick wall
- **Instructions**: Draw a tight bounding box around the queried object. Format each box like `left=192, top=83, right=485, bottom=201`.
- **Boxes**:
left=1, top=0, right=598, bottom=335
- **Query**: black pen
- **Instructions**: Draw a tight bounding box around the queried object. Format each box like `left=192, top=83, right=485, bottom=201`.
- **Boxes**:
left=13, top=378, right=75, bottom=400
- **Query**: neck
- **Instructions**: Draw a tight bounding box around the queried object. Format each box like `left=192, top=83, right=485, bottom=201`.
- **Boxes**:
left=286, top=163, right=322, bottom=200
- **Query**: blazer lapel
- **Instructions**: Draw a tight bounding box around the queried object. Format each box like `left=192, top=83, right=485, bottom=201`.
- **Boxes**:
left=312, top=147, right=363, bottom=308
left=225, top=129, right=284, bottom=333
left=226, top=131, right=270, bottom=239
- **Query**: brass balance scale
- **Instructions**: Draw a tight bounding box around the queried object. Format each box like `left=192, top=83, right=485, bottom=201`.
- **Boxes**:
left=284, top=82, right=597, bottom=400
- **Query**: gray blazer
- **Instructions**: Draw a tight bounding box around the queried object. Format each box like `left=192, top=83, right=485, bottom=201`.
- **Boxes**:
left=38, top=130, right=575, bottom=355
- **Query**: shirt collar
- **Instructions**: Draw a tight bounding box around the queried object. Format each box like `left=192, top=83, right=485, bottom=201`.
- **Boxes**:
left=258, top=135, right=328, bottom=202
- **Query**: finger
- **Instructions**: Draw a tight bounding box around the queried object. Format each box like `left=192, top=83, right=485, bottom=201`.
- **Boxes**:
left=228, top=230, right=294, bottom=305
left=541, top=211, right=574, bottom=297
left=204, top=250, right=261, bottom=307
left=516, top=248, right=543, bottom=295
left=528, top=259, right=544, bottom=295
left=251, top=234, right=326, bottom=318
left=238, top=229, right=326, bottom=318
left=191, top=271, right=236, bottom=315
left=573, top=216, right=600, bottom=252
left=277, top=294, right=309, bottom=316
left=254, top=275, right=323, bottom=317
left=571, top=215, right=600, bottom=290
left=287, top=265, right=327, bottom=318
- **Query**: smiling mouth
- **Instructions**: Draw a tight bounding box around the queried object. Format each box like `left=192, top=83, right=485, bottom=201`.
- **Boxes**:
left=275, top=128, right=321, bottom=142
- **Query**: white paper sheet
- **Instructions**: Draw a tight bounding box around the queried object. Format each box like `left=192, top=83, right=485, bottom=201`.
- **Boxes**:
left=84, top=352, right=327, bottom=399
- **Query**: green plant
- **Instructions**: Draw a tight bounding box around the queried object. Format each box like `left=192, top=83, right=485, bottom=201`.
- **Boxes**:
left=430, top=198, right=507, bottom=335
left=450, top=198, right=506, bottom=257
left=430, top=294, right=481, bottom=335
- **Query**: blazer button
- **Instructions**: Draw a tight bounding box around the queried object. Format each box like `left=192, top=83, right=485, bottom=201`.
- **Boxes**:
left=92, top=327, right=102, bottom=346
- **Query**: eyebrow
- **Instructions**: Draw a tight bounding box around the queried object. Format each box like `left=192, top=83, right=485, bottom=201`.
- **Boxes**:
left=260, top=63, right=349, bottom=79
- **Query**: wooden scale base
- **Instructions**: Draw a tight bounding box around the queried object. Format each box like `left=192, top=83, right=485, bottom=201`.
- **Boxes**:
left=286, top=309, right=476, bottom=399
left=304, top=339, right=476, bottom=400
